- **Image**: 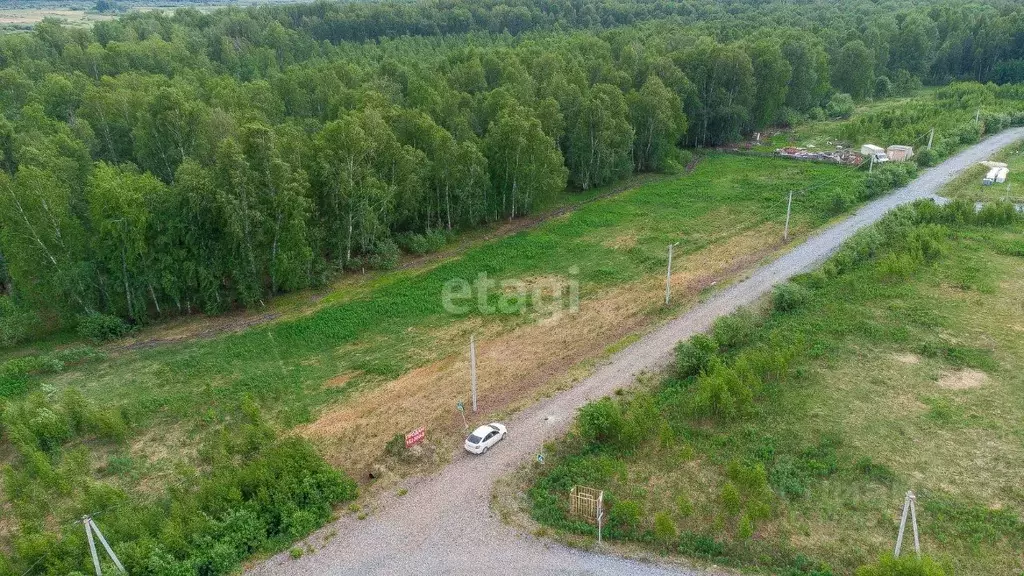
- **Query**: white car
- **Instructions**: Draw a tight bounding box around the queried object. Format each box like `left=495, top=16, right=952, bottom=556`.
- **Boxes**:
left=464, top=423, right=507, bottom=454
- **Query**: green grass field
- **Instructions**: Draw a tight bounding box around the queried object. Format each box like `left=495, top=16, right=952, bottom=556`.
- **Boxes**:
left=527, top=203, right=1024, bottom=575
left=0, top=153, right=866, bottom=554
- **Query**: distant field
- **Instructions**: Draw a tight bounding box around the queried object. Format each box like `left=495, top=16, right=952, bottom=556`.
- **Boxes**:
left=0, top=8, right=114, bottom=28
left=0, top=1, right=306, bottom=28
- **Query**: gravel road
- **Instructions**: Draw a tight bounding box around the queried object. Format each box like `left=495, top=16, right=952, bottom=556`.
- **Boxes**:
left=249, top=128, right=1024, bottom=576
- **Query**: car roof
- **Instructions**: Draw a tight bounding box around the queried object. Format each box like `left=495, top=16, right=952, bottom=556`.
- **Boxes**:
left=470, top=425, right=494, bottom=437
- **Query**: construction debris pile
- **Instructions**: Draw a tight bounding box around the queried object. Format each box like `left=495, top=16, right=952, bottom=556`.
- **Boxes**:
left=774, top=146, right=863, bottom=165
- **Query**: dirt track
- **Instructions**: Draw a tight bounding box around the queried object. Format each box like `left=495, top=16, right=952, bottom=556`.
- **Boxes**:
left=248, top=127, right=1024, bottom=576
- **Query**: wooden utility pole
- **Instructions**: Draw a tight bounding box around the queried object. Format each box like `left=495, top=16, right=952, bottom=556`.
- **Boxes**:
left=470, top=335, right=477, bottom=412
left=894, top=491, right=921, bottom=559
left=927, top=128, right=934, bottom=150
left=82, top=516, right=126, bottom=575
left=784, top=191, right=794, bottom=242
left=664, top=243, right=678, bottom=305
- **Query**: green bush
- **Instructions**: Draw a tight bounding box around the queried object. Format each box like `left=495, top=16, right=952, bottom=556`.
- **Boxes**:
left=674, top=334, right=718, bottom=379
left=772, top=282, right=811, bottom=313
left=855, top=555, right=945, bottom=576
left=0, top=296, right=39, bottom=347
left=915, top=148, right=941, bottom=167
left=676, top=493, right=694, bottom=517
left=678, top=531, right=725, bottom=558
left=368, top=238, right=401, bottom=270
left=825, top=93, right=855, bottom=119
left=720, top=482, right=741, bottom=515
left=76, top=312, right=132, bottom=342
left=397, top=229, right=448, bottom=256
left=608, top=498, right=643, bottom=536
left=577, top=397, right=626, bottom=449
left=737, top=513, right=754, bottom=539
left=692, top=360, right=752, bottom=419
left=975, top=201, right=1020, bottom=226
left=863, top=162, right=917, bottom=200
left=823, top=187, right=857, bottom=215
left=711, top=310, right=758, bottom=353
left=874, top=76, right=893, bottom=98
left=653, top=511, right=677, bottom=547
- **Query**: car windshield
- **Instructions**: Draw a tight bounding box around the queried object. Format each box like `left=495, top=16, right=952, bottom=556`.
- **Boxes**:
left=467, top=435, right=482, bottom=444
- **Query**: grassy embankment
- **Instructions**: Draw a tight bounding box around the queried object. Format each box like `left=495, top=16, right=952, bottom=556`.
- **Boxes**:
left=525, top=197, right=1024, bottom=576
left=0, top=154, right=865, bottom=560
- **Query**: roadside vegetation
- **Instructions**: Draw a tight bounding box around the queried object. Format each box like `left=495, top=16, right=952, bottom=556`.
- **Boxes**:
left=941, top=138, right=1024, bottom=203
left=528, top=199, right=1024, bottom=575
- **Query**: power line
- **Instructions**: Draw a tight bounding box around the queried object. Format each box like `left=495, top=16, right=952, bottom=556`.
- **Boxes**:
left=18, top=554, right=47, bottom=576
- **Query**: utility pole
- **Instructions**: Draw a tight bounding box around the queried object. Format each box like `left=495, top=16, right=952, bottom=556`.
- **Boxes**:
left=869, top=154, right=875, bottom=173
left=784, top=191, right=794, bottom=242
left=470, top=334, right=477, bottom=412
left=82, top=516, right=126, bottom=575
left=894, top=491, right=921, bottom=560
left=976, top=109, right=981, bottom=124
left=927, top=128, right=934, bottom=150
left=664, top=242, right=678, bottom=306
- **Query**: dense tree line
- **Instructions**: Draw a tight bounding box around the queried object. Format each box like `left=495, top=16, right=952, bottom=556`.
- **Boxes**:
left=2, top=0, right=1024, bottom=335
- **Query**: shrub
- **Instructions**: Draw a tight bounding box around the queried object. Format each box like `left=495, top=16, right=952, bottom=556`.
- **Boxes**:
left=720, top=482, right=741, bottom=516
left=577, top=398, right=625, bottom=449
left=975, top=201, right=1019, bottom=226
left=608, top=498, right=643, bottom=536
left=368, top=238, right=400, bottom=270
left=674, top=334, right=718, bottom=379
left=692, top=360, right=752, bottom=419
left=863, top=162, right=917, bottom=200
left=825, top=93, right=855, bottom=119
left=823, top=188, right=856, bottom=215
left=874, top=76, right=893, bottom=98
left=855, top=555, right=945, bottom=576
left=737, top=513, right=754, bottom=539
left=0, top=296, right=39, bottom=347
left=915, top=148, right=940, bottom=167
left=772, top=282, right=811, bottom=313
left=77, top=312, right=132, bottom=342
left=711, top=310, right=758, bottom=352
left=653, top=512, right=677, bottom=547
left=678, top=531, right=725, bottom=558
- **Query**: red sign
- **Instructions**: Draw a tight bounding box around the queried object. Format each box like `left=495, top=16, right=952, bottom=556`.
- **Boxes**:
left=405, top=427, right=426, bottom=448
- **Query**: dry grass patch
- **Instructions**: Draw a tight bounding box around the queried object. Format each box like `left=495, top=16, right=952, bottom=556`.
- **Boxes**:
left=936, top=368, right=988, bottom=390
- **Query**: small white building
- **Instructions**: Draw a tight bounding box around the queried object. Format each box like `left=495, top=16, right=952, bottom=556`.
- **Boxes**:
left=995, top=167, right=1009, bottom=184
left=886, top=145, right=914, bottom=162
